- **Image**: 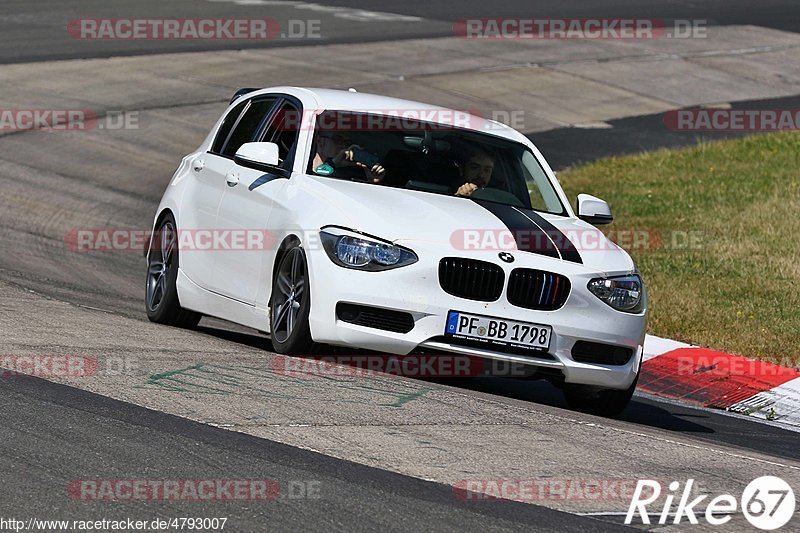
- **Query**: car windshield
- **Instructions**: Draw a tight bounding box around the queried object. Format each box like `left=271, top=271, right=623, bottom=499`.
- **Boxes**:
left=306, top=111, right=566, bottom=215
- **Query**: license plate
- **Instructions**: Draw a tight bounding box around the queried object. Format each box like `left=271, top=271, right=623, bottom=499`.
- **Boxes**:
left=445, top=310, right=552, bottom=351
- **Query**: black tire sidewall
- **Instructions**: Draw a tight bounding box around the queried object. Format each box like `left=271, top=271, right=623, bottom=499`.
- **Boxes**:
left=145, top=214, right=200, bottom=328
left=270, top=246, right=314, bottom=354
left=564, top=372, right=639, bottom=417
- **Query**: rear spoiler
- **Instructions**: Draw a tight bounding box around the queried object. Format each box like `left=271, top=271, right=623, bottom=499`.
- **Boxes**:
left=230, top=88, right=261, bottom=105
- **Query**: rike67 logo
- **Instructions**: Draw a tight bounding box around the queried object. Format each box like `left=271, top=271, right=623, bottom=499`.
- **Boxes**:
left=626, top=477, right=795, bottom=529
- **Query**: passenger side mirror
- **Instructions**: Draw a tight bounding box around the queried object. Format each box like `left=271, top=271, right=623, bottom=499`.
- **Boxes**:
left=576, top=193, right=613, bottom=225
left=234, top=142, right=280, bottom=171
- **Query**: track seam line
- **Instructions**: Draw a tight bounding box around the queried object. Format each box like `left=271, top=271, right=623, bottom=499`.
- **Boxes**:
left=425, top=388, right=800, bottom=470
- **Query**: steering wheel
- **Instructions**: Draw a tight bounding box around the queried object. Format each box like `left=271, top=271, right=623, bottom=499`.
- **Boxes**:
left=470, top=187, right=525, bottom=207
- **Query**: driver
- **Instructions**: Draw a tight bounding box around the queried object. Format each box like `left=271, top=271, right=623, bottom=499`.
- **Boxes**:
left=454, top=149, right=495, bottom=197
left=312, top=131, right=385, bottom=183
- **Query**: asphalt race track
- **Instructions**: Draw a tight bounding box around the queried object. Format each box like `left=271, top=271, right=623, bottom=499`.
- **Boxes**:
left=1, top=0, right=799, bottom=62
left=0, top=1, right=799, bottom=531
left=0, top=376, right=620, bottom=532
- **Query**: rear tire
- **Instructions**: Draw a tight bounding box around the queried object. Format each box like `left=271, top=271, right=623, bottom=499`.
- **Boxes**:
left=269, top=244, right=315, bottom=354
left=563, top=373, right=638, bottom=417
left=145, top=214, right=201, bottom=328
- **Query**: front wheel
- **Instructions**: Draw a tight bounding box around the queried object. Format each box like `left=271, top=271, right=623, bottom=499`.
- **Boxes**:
left=269, top=245, right=314, bottom=354
left=145, top=214, right=201, bottom=328
left=563, top=373, right=638, bottom=417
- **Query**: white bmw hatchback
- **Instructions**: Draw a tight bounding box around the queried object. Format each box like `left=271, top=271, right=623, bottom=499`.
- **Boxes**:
left=147, top=86, right=647, bottom=416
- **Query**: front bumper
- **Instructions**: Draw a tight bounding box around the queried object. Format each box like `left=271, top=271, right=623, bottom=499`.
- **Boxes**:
left=306, top=242, right=646, bottom=390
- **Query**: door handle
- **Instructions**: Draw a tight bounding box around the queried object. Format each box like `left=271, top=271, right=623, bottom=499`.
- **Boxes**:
left=225, top=171, right=240, bottom=187
left=192, top=158, right=205, bottom=172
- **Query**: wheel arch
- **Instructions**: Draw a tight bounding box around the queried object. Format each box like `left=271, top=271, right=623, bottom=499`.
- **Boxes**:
left=269, top=233, right=303, bottom=304
left=145, top=208, right=176, bottom=259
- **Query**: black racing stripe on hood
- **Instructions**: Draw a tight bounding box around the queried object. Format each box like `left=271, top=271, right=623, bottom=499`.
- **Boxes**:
left=471, top=199, right=583, bottom=264
left=515, top=207, right=583, bottom=264
left=471, top=199, right=560, bottom=260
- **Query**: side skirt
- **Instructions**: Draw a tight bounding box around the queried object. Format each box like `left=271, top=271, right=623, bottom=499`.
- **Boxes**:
left=176, top=268, right=270, bottom=333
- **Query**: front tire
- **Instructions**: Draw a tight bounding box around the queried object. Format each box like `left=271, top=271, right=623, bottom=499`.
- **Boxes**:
left=145, top=214, right=201, bottom=328
left=269, top=245, right=314, bottom=354
left=563, top=373, right=638, bottom=417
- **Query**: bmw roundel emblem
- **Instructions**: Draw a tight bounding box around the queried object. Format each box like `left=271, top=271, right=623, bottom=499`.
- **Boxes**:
left=498, top=252, right=514, bottom=263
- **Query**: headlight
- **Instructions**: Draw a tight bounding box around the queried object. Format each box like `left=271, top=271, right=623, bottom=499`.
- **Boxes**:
left=587, top=274, right=645, bottom=313
left=320, top=228, right=418, bottom=271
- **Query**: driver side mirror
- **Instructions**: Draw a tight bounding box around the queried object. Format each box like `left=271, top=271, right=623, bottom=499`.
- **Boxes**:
left=576, top=193, right=613, bottom=225
left=234, top=142, right=281, bottom=172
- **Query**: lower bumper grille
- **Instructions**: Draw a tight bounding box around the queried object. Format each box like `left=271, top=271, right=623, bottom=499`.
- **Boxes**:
left=336, top=302, right=415, bottom=333
left=571, top=341, right=633, bottom=366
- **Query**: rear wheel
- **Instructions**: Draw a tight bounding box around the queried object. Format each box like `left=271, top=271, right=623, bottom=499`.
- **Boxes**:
left=145, top=214, right=201, bottom=328
left=563, top=373, right=638, bottom=417
left=269, top=245, right=315, bottom=354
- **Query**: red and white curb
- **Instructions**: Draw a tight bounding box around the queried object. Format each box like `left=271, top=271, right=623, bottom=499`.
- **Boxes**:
left=642, top=335, right=800, bottom=428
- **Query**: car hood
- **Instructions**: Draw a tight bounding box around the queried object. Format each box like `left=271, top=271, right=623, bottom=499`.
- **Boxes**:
left=302, top=176, right=634, bottom=274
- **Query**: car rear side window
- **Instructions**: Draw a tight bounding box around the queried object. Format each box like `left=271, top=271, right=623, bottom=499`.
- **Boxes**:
left=220, top=98, right=277, bottom=158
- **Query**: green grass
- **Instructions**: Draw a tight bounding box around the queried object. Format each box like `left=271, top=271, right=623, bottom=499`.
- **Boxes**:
left=558, top=132, right=800, bottom=364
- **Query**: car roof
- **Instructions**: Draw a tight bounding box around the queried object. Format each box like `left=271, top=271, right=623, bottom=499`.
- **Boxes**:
left=239, top=86, right=529, bottom=144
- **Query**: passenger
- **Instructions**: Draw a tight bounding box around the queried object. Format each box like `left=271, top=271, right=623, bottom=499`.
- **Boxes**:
left=312, top=132, right=385, bottom=182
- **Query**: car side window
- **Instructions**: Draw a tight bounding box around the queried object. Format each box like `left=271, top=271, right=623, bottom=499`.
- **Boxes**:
left=210, top=100, right=248, bottom=154
left=220, top=98, right=277, bottom=158
left=258, top=101, right=301, bottom=169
